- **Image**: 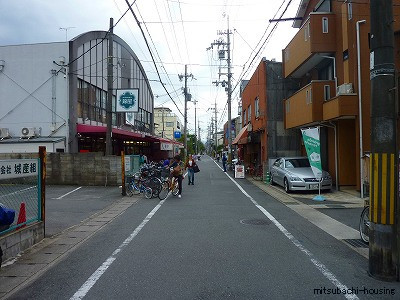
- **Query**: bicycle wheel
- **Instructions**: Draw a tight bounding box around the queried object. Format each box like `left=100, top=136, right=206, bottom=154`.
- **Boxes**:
left=359, top=206, right=370, bottom=243
left=144, top=187, right=153, bottom=199
left=149, top=177, right=162, bottom=198
left=125, top=183, right=134, bottom=197
left=158, top=180, right=170, bottom=200
left=132, top=182, right=141, bottom=195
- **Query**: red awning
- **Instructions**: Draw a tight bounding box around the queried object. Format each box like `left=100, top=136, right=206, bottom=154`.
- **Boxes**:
left=76, top=124, right=184, bottom=146
left=232, top=125, right=248, bottom=145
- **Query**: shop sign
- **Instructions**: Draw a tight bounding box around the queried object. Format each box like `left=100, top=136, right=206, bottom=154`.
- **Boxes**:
left=235, top=164, right=245, bottom=179
left=116, top=89, right=139, bottom=112
left=161, top=143, right=173, bottom=151
left=174, top=131, right=181, bottom=139
left=0, top=159, right=39, bottom=179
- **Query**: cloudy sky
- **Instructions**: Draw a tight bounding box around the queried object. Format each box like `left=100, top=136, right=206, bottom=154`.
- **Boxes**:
left=1, top=0, right=301, bottom=141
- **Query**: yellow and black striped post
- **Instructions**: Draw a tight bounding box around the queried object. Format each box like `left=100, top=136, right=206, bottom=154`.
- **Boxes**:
left=370, top=153, right=396, bottom=226
left=369, top=0, right=398, bottom=281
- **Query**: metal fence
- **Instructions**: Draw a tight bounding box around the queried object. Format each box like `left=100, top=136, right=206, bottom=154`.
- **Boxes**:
left=0, top=159, right=41, bottom=235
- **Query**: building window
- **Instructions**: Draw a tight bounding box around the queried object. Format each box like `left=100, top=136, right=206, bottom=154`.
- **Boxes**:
left=255, top=97, right=260, bottom=118
left=166, top=122, right=174, bottom=127
left=306, top=89, right=312, bottom=104
left=243, top=109, right=246, bottom=124
left=348, top=3, right=353, bottom=20
left=324, top=85, right=331, bottom=101
left=322, top=17, right=328, bottom=33
left=248, top=104, right=252, bottom=122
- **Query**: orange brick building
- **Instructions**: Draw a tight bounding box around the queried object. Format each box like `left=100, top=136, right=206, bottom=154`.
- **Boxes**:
left=282, top=0, right=400, bottom=193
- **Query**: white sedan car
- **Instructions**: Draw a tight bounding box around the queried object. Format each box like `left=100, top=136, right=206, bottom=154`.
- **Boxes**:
left=270, top=157, right=332, bottom=193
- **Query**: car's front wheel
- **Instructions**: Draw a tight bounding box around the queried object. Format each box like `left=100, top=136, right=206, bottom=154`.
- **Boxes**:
left=284, top=178, right=291, bottom=193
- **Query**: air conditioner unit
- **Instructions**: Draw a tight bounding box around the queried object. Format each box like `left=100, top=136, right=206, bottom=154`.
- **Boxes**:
left=337, top=83, right=353, bottom=95
left=21, top=127, right=36, bottom=138
left=0, top=128, right=10, bottom=138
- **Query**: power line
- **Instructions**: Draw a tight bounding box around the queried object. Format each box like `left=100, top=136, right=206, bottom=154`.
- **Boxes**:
left=68, top=0, right=137, bottom=67
left=124, top=0, right=184, bottom=117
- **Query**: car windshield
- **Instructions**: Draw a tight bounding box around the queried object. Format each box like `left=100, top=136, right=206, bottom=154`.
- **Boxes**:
left=285, top=158, right=310, bottom=168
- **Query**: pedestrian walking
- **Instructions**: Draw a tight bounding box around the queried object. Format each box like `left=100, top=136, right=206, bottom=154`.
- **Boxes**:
left=169, top=155, right=184, bottom=198
left=222, top=153, right=227, bottom=172
left=185, top=154, right=197, bottom=185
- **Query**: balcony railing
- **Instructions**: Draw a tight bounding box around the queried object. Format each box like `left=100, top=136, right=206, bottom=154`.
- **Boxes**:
left=283, top=13, right=336, bottom=78
left=323, top=93, right=358, bottom=121
left=284, top=80, right=335, bottom=129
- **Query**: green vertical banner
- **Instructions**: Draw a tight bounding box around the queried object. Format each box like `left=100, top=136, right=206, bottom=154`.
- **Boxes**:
left=301, top=127, right=322, bottom=179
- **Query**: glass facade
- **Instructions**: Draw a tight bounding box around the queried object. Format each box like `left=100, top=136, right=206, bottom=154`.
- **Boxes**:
left=73, top=34, right=153, bottom=134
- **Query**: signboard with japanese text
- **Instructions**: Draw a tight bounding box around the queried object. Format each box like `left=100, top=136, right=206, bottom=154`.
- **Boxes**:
left=0, top=159, right=39, bottom=179
left=301, top=127, right=322, bottom=179
left=116, top=89, right=139, bottom=112
left=161, top=143, right=173, bottom=151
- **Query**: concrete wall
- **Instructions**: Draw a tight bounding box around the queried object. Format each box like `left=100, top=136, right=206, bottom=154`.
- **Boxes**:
left=0, top=153, right=122, bottom=186
left=0, top=222, right=44, bottom=265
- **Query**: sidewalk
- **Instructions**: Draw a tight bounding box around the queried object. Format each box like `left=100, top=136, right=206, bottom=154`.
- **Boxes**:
left=245, top=177, right=368, bottom=259
left=0, top=193, right=140, bottom=299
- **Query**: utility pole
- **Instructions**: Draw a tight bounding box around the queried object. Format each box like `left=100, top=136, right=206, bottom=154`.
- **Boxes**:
left=369, top=0, right=398, bottom=281
left=208, top=16, right=233, bottom=162
left=162, top=105, right=165, bottom=138
left=194, top=99, right=197, bottom=154
left=179, top=65, right=193, bottom=159
left=106, top=18, right=113, bottom=155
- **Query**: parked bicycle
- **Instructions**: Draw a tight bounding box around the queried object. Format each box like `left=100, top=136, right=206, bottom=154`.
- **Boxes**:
left=359, top=203, right=370, bottom=244
left=126, top=173, right=153, bottom=199
left=158, top=176, right=179, bottom=200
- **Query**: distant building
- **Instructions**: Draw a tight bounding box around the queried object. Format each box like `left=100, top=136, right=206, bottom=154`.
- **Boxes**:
left=153, top=107, right=182, bottom=140
left=234, top=58, right=300, bottom=168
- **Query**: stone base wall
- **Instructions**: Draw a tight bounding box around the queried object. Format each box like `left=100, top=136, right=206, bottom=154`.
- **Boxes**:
left=0, top=153, right=122, bottom=186
left=0, top=222, right=44, bottom=266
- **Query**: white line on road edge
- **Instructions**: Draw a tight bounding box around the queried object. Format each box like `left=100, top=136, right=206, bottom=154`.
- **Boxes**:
left=212, top=160, right=359, bottom=300
left=55, top=187, right=82, bottom=200
left=70, top=198, right=167, bottom=300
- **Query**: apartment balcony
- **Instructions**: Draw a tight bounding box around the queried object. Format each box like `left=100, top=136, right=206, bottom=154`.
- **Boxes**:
left=284, top=81, right=335, bottom=129
left=323, top=93, right=358, bottom=121
left=283, top=13, right=336, bottom=78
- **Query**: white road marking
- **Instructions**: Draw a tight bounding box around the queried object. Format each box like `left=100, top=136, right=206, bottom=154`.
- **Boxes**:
left=212, top=159, right=359, bottom=300
left=55, top=187, right=82, bottom=200
left=70, top=198, right=167, bottom=300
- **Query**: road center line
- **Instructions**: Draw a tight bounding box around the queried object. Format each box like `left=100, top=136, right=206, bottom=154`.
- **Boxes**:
left=55, top=187, right=82, bottom=200
left=212, top=159, right=359, bottom=300
left=70, top=198, right=167, bottom=300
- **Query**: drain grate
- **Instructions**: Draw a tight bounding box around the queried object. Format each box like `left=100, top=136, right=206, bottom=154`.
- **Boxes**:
left=240, top=219, right=271, bottom=226
left=343, top=239, right=368, bottom=248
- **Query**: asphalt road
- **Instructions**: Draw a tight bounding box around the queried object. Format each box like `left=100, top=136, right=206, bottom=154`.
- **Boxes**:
left=45, top=185, right=123, bottom=237
left=9, top=156, right=400, bottom=299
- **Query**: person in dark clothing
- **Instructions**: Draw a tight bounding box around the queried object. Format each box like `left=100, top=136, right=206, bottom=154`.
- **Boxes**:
left=222, top=153, right=227, bottom=172
left=168, top=155, right=184, bottom=198
left=185, top=154, right=197, bottom=185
